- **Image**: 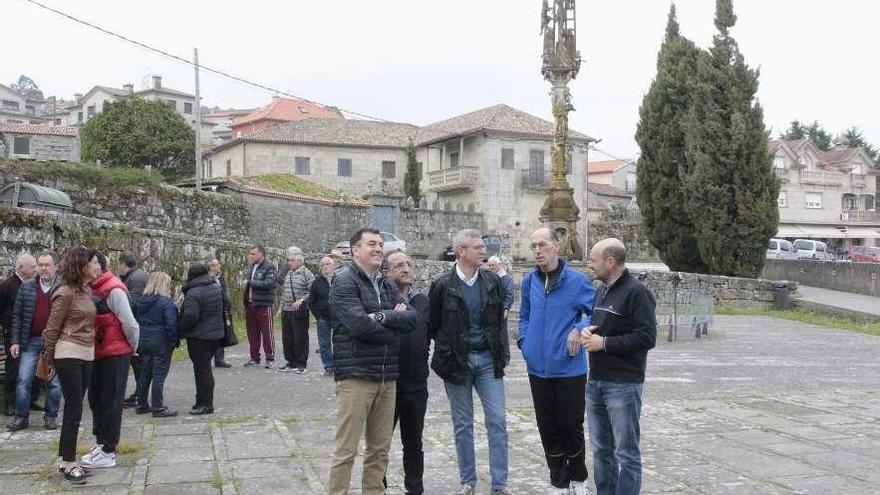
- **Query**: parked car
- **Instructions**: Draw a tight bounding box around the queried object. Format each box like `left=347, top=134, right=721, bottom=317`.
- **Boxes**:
left=852, top=246, right=880, bottom=263
left=441, top=234, right=505, bottom=262
left=793, top=239, right=833, bottom=260
left=335, top=231, right=405, bottom=257
left=766, top=238, right=797, bottom=260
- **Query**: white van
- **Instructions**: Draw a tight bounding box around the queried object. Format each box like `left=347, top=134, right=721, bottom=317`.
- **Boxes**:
left=793, top=239, right=832, bottom=260
left=766, top=238, right=797, bottom=260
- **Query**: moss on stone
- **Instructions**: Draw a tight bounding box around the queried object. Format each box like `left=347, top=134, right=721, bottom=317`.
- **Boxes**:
left=238, top=174, right=341, bottom=200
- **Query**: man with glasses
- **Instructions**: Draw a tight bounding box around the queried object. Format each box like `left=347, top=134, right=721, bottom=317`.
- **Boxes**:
left=429, top=229, right=512, bottom=495
left=0, top=253, right=37, bottom=417
left=207, top=258, right=233, bottom=368
left=518, top=228, right=595, bottom=495
left=581, top=238, right=656, bottom=495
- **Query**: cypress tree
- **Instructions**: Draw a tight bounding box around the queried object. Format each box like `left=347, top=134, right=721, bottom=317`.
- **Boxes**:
left=683, top=0, right=778, bottom=277
left=635, top=5, right=709, bottom=272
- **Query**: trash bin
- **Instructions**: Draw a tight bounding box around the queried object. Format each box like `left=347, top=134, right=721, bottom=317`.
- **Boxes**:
left=773, top=281, right=790, bottom=311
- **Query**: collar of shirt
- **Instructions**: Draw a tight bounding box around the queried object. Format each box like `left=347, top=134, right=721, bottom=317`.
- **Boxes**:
left=39, top=277, right=55, bottom=293
left=455, top=264, right=479, bottom=287
left=604, top=271, right=623, bottom=294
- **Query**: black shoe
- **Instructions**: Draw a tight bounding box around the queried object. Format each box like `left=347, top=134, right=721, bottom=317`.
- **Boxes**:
left=189, top=405, right=214, bottom=415
left=122, top=395, right=137, bottom=409
left=135, top=406, right=151, bottom=415
left=214, top=361, right=232, bottom=368
left=61, top=466, right=87, bottom=484
left=30, top=402, right=43, bottom=411
left=44, top=416, right=58, bottom=430
left=4, top=405, right=14, bottom=416
left=152, top=407, right=178, bottom=418
left=6, top=417, right=28, bottom=432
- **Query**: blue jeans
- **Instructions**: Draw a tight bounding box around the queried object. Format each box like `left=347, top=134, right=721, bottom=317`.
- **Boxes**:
left=136, top=351, right=172, bottom=410
left=586, top=380, right=644, bottom=495
left=317, top=318, right=333, bottom=371
left=213, top=346, right=225, bottom=365
left=443, top=350, right=508, bottom=490
left=15, top=336, right=61, bottom=419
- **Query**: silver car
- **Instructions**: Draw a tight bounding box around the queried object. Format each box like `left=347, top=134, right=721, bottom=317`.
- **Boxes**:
left=335, top=232, right=405, bottom=257
left=766, top=238, right=797, bottom=260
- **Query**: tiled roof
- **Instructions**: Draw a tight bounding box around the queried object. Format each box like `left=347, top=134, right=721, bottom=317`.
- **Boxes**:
left=216, top=118, right=419, bottom=151
left=234, top=98, right=343, bottom=127
left=820, top=146, right=859, bottom=166
left=587, top=159, right=633, bottom=174
left=587, top=183, right=633, bottom=198
left=0, top=123, right=78, bottom=137
left=135, top=86, right=194, bottom=98
left=785, top=138, right=808, bottom=153
left=207, top=108, right=256, bottom=118
left=95, top=86, right=129, bottom=97
left=418, top=104, right=593, bottom=144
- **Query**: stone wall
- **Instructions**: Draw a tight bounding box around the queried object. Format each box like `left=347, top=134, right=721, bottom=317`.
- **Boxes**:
left=588, top=218, right=659, bottom=262
left=631, top=269, right=794, bottom=308
left=762, top=259, right=880, bottom=296
left=397, top=207, right=485, bottom=259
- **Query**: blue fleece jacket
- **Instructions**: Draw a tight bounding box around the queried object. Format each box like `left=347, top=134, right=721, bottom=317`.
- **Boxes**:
left=134, top=294, right=179, bottom=354
left=517, top=260, right=595, bottom=378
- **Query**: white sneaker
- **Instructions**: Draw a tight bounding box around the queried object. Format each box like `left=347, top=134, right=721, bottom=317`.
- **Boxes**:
left=80, top=449, right=116, bottom=468
left=455, top=485, right=475, bottom=495
left=547, top=487, right=568, bottom=495
left=570, top=481, right=587, bottom=495
left=79, top=445, right=103, bottom=464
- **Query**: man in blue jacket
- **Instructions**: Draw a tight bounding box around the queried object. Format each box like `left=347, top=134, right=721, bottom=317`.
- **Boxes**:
left=518, top=227, right=595, bottom=495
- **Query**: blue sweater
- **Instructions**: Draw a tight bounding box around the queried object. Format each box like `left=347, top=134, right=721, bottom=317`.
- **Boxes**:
left=134, top=294, right=178, bottom=354
left=518, top=260, right=595, bottom=378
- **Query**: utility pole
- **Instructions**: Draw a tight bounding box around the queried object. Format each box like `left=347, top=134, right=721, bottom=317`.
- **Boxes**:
left=194, top=47, right=202, bottom=190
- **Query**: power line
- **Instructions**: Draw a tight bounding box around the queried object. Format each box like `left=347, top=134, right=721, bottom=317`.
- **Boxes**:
left=589, top=144, right=637, bottom=162
left=19, top=0, right=392, bottom=122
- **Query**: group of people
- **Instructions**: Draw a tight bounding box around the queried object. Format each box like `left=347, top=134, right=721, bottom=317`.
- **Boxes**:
left=0, top=249, right=234, bottom=484
left=326, top=227, right=656, bottom=495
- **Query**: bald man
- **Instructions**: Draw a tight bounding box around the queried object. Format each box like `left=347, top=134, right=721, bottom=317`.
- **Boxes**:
left=581, top=239, right=657, bottom=495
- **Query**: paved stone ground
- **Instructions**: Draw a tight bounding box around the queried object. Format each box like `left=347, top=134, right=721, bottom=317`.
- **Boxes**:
left=1, top=315, right=878, bottom=494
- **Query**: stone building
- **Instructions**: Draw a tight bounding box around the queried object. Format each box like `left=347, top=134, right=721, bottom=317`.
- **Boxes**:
left=771, top=138, right=879, bottom=252
left=0, top=123, right=80, bottom=162
left=587, top=158, right=637, bottom=194
left=230, top=97, right=343, bottom=139
left=0, top=84, right=50, bottom=125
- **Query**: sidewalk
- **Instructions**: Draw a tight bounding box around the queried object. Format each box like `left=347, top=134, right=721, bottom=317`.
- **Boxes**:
left=1, top=315, right=879, bottom=494
left=796, top=285, right=880, bottom=323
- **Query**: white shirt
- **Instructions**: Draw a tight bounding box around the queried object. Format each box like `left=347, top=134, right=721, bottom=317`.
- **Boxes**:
left=455, top=263, right=479, bottom=287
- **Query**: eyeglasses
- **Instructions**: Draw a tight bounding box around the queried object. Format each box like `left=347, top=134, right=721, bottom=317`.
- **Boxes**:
left=530, top=241, right=556, bottom=250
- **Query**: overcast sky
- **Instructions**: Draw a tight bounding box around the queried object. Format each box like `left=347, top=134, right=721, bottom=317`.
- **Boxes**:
left=3, top=0, right=878, bottom=160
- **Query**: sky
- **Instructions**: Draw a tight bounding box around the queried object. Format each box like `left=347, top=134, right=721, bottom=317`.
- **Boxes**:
left=3, top=0, right=878, bottom=161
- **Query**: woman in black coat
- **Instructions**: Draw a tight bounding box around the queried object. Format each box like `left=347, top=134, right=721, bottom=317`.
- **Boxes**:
left=178, top=264, right=224, bottom=415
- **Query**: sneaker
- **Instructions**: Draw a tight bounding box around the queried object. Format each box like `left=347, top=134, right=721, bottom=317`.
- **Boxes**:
left=492, top=489, right=514, bottom=495
left=80, top=450, right=116, bottom=469
left=57, top=465, right=91, bottom=477
left=44, top=416, right=58, bottom=430
left=546, top=487, right=568, bottom=495
left=135, top=405, right=151, bottom=415
left=277, top=364, right=295, bottom=372
left=190, top=405, right=214, bottom=415
left=455, top=485, right=476, bottom=495
left=215, top=361, right=232, bottom=368
left=243, top=360, right=260, bottom=367
left=152, top=407, right=178, bottom=418
left=5, top=416, right=28, bottom=432
left=61, top=465, right=87, bottom=484
left=295, top=367, right=306, bottom=374
left=264, top=360, right=275, bottom=369
left=570, top=481, right=587, bottom=495
left=80, top=445, right=103, bottom=464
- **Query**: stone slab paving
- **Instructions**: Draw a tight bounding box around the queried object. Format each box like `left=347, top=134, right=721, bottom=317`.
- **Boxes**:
left=1, top=315, right=878, bottom=494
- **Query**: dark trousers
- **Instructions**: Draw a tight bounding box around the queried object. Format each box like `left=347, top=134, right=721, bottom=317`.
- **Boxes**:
left=2, top=343, right=37, bottom=408
left=55, top=358, right=92, bottom=462
left=213, top=346, right=225, bottom=365
left=89, top=355, right=130, bottom=453
left=187, top=338, right=217, bottom=408
left=128, top=354, right=142, bottom=399
left=528, top=374, right=588, bottom=489
left=394, top=386, right=429, bottom=494
left=136, top=351, right=172, bottom=410
left=280, top=310, right=309, bottom=368
left=245, top=304, right=274, bottom=362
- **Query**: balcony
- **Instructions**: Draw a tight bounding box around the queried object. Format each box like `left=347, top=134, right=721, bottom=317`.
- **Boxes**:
left=801, top=170, right=842, bottom=186
left=521, top=169, right=551, bottom=190
left=851, top=173, right=867, bottom=188
left=839, top=210, right=880, bottom=223
left=774, top=168, right=789, bottom=183
left=426, top=166, right=478, bottom=192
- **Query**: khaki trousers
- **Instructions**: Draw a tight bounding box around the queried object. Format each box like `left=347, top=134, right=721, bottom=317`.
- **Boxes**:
left=328, top=378, right=397, bottom=495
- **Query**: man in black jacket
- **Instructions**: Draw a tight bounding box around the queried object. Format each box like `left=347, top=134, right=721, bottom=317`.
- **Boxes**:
left=429, top=229, right=511, bottom=495
left=0, top=253, right=36, bottom=416
left=207, top=258, right=233, bottom=368
left=119, top=251, right=149, bottom=408
left=581, top=238, right=656, bottom=495
left=385, top=250, right=429, bottom=495
left=241, top=246, right=278, bottom=368
left=309, top=256, right=335, bottom=376
left=327, top=228, right=418, bottom=495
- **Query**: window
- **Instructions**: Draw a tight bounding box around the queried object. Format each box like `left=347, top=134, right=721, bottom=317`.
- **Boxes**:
left=501, top=148, right=515, bottom=169
left=54, top=118, right=61, bottom=125
left=773, top=156, right=785, bottom=169
left=777, top=191, right=787, bottom=207
left=25, top=105, right=35, bottom=115
left=529, top=149, right=545, bottom=175
left=852, top=164, right=862, bottom=175
left=805, top=192, right=822, bottom=209
left=13, top=137, right=30, bottom=155
left=207, top=160, right=213, bottom=177
left=295, top=156, right=311, bottom=175
left=184, top=102, right=193, bottom=114
left=338, top=158, right=352, bottom=177
left=87, top=105, right=96, bottom=118
left=226, top=159, right=231, bottom=176
left=626, top=172, right=637, bottom=193
left=449, top=152, right=460, bottom=167
left=77, top=112, right=83, bottom=123
left=167, top=100, right=177, bottom=111
left=2, top=100, right=19, bottom=111
left=768, top=240, right=778, bottom=250
left=382, top=160, right=396, bottom=179
left=843, top=195, right=856, bottom=210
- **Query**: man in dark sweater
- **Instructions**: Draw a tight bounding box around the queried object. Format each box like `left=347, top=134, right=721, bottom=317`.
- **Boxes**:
left=385, top=251, right=430, bottom=495
left=309, top=256, right=335, bottom=376
left=118, top=251, right=149, bottom=408
left=581, top=238, right=657, bottom=495
left=0, top=253, right=36, bottom=416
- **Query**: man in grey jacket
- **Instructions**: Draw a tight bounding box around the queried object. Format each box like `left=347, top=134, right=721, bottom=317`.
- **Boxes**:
left=276, top=246, right=315, bottom=373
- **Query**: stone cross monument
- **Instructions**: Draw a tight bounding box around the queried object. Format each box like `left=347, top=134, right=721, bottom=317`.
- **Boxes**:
left=539, top=0, right=584, bottom=260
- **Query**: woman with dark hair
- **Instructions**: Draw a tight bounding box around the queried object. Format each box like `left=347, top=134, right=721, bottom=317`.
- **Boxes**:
left=178, top=263, right=224, bottom=415
left=42, top=246, right=101, bottom=484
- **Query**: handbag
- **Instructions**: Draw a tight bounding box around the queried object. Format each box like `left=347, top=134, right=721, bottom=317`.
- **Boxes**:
left=221, top=312, right=238, bottom=348
left=36, top=349, right=56, bottom=382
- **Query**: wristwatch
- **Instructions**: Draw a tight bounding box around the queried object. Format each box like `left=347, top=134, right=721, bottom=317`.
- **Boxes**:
left=373, top=312, right=385, bottom=323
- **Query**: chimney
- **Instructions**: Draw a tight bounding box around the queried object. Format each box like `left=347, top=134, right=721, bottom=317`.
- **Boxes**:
left=123, top=83, right=133, bottom=94
left=152, top=76, right=162, bottom=89
left=74, top=93, right=83, bottom=102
